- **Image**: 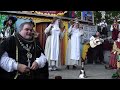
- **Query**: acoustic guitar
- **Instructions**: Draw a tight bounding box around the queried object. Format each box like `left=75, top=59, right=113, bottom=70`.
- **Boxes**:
left=90, top=36, right=112, bottom=48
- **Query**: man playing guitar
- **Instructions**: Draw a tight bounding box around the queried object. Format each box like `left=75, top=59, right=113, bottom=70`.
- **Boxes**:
left=89, top=32, right=106, bottom=64
left=90, top=34, right=104, bottom=48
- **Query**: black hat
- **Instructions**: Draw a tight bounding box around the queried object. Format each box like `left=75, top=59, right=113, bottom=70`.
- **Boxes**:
left=3, top=16, right=17, bottom=26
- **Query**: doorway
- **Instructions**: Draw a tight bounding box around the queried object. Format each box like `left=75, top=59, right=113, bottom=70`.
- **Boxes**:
left=36, top=22, right=50, bottom=50
left=36, top=22, right=65, bottom=65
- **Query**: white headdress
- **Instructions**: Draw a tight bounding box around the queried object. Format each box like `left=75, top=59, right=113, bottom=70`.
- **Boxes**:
left=53, top=19, right=60, bottom=27
left=73, top=18, right=79, bottom=28
left=52, top=19, right=60, bottom=30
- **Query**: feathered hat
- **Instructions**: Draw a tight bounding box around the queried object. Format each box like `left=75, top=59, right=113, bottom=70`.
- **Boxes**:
left=3, top=16, right=17, bottom=26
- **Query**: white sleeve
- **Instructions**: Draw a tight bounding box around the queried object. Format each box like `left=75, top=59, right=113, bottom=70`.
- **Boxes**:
left=119, top=24, right=120, bottom=31
left=90, top=36, right=95, bottom=41
left=44, top=24, right=52, bottom=34
left=0, top=52, right=18, bottom=72
left=68, top=26, right=72, bottom=33
left=35, top=53, right=47, bottom=68
left=105, top=23, right=107, bottom=26
left=60, top=29, right=65, bottom=39
left=0, top=29, right=4, bottom=38
left=80, top=29, right=84, bottom=36
left=0, top=33, right=3, bottom=38
left=110, top=25, right=113, bottom=31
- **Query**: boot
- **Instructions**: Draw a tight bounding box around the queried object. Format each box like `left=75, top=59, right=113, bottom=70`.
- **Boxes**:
left=73, top=65, right=77, bottom=69
left=49, top=66, right=52, bottom=71
left=52, top=65, right=57, bottom=71
left=66, top=65, right=69, bottom=70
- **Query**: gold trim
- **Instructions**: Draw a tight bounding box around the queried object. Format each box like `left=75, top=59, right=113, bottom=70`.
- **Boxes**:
left=14, top=45, right=19, bottom=79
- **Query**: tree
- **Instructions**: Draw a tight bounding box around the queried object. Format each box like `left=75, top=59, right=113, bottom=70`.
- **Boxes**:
left=75, top=11, right=81, bottom=19
left=94, top=11, right=102, bottom=25
left=105, top=11, right=120, bottom=25
left=93, top=11, right=120, bottom=25
left=73, top=11, right=120, bottom=25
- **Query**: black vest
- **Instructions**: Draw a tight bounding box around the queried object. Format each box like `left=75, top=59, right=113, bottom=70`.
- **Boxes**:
left=0, top=35, right=48, bottom=79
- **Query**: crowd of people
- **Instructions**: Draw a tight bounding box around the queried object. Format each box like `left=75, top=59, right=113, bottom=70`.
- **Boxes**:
left=0, top=15, right=120, bottom=79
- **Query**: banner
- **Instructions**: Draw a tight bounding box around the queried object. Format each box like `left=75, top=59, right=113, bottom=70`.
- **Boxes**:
left=82, top=25, right=97, bottom=42
left=81, top=11, right=94, bottom=23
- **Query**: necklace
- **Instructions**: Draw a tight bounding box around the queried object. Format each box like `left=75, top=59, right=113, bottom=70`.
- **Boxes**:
left=17, top=38, right=32, bottom=67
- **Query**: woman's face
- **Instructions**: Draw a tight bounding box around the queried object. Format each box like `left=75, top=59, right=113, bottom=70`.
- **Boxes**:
left=74, top=23, right=79, bottom=28
left=114, top=20, right=117, bottom=23
left=79, top=24, right=83, bottom=29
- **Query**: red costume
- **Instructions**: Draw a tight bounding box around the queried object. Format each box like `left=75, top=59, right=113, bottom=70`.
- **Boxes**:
left=112, top=23, right=119, bottom=41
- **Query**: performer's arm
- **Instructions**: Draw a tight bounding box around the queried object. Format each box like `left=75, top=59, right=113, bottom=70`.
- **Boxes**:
left=110, top=25, right=113, bottom=31
left=119, top=24, right=120, bottom=31
left=60, top=26, right=66, bottom=39
left=99, top=38, right=104, bottom=42
left=0, top=28, right=5, bottom=39
left=68, top=25, right=73, bottom=34
left=0, top=52, right=18, bottom=72
left=44, top=24, right=53, bottom=34
left=90, top=36, right=95, bottom=41
left=113, top=42, right=120, bottom=53
left=67, top=25, right=73, bottom=39
left=80, top=29, right=84, bottom=36
left=12, top=27, right=17, bottom=36
left=35, top=53, right=47, bottom=68
left=105, top=23, right=107, bottom=26
left=0, top=37, right=29, bottom=73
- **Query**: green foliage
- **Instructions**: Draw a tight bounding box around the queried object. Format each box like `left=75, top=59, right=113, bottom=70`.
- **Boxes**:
left=75, top=11, right=81, bottom=18
left=93, top=11, right=120, bottom=25
left=105, top=11, right=120, bottom=25
left=94, top=11, right=102, bottom=25
left=0, top=14, right=7, bottom=32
